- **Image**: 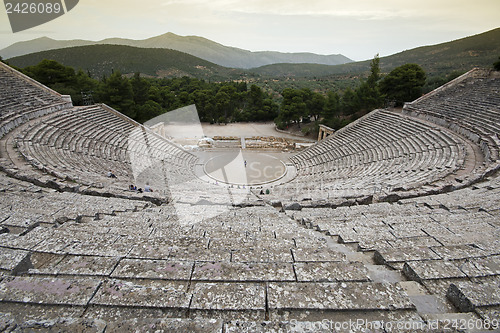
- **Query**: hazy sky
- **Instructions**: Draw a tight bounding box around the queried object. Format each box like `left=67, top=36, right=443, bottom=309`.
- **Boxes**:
left=0, top=0, right=499, bottom=61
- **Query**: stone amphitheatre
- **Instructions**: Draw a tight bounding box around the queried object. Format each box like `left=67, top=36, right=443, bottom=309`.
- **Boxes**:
left=0, top=60, right=499, bottom=332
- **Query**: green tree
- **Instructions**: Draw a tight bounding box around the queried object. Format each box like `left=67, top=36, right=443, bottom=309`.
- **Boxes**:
left=99, top=71, right=135, bottom=118
left=130, top=73, right=151, bottom=105
left=23, top=59, right=77, bottom=86
left=340, top=88, right=359, bottom=115
left=357, top=54, right=383, bottom=111
left=380, top=64, right=426, bottom=105
left=308, top=92, right=326, bottom=122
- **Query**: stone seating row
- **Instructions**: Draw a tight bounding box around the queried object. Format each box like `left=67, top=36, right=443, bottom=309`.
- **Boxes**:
left=279, top=109, right=467, bottom=202
left=403, top=69, right=500, bottom=163
left=0, top=199, right=421, bottom=323
left=286, top=176, right=500, bottom=322
left=15, top=104, right=198, bottom=190
left=0, top=62, right=72, bottom=139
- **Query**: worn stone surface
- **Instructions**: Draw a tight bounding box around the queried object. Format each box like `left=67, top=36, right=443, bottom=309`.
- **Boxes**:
left=192, top=262, right=294, bottom=282
left=0, top=303, right=85, bottom=322
left=403, top=260, right=467, bottom=281
left=459, top=255, right=500, bottom=278
left=225, top=320, right=335, bottom=333
left=106, top=318, right=223, bottom=333
left=111, top=259, right=193, bottom=280
left=447, top=278, right=500, bottom=312
left=0, top=248, right=30, bottom=272
left=268, top=282, right=414, bottom=311
left=0, top=276, right=101, bottom=306
left=90, top=279, right=189, bottom=308
left=374, top=247, right=441, bottom=264
left=25, top=252, right=65, bottom=275
left=55, top=255, right=119, bottom=276
left=232, top=247, right=293, bottom=263
left=291, top=248, right=346, bottom=262
left=430, top=245, right=487, bottom=260
left=475, top=305, right=500, bottom=323
left=16, top=317, right=107, bottom=332
left=190, top=283, right=265, bottom=311
left=294, top=261, right=370, bottom=282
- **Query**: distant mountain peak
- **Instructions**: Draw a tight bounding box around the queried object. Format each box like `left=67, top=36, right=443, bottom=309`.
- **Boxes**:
left=0, top=32, right=352, bottom=69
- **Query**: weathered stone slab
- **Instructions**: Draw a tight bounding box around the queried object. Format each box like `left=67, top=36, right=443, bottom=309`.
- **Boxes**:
left=389, top=224, right=428, bottom=238
left=26, top=252, right=65, bottom=275
left=374, top=247, right=441, bottom=265
left=192, top=262, right=294, bottom=282
left=0, top=312, right=17, bottom=332
left=0, top=304, right=86, bottom=326
left=106, top=318, right=223, bottom=333
left=65, top=236, right=133, bottom=257
left=0, top=276, right=101, bottom=306
left=0, top=247, right=29, bottom=272
left=83, top=306, right=166, bottom=322
left=294, top=261, right=370, bottom=282
left=475, top=306, right=500, bottom=323
left=55, top=255, right=119, bottom=276
left=291, top=248, right=346, bottom=262
left=431, top=245, right=487, bottom=260
left=459, top=255, right=500, bottom=278
left=16, top=317, right=106, bottom=332
left=225, top=320, right=333, bottom=333
left=447, top=278, right=500, bottom=312
left=127, top=241, right=172, bottom=259
left=190, top=283, right=265, bottom=311
left=169, top=248, right=229, bottom=262
left=403, top=260, right=466, bottom=282
left=111, top=259, right=193, bottom=280
left=268, top=282, right=414, bottom=311
left=232, top=247, right=293, bottom=263
left=90, top=279, right=189, bottom=308
left=1, top=227, right=53, bottom=251
left=387, top=236, right=441, bottom=249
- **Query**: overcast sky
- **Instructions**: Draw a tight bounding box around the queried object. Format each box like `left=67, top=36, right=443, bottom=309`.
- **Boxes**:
left=1, top=0, right=499, bottom=61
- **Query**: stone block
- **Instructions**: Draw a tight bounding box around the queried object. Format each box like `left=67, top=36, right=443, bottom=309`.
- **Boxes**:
left=459, top=255, right=500, bottom=278
left=16, top=317, right=106, bottom=332
left=447, top=278, right=500, bottom=312
left=294, top=261, right=370, bottom=282
left=192, top=262, right=294, bottom=282
left=268, top=282, right=414, bottom=311
left=0, top=247, right=30, bottom=272
left=291, top=248, right=346, bottom=262
left=0, top=276, right=101, bottom=306
left=374, top=247, right=441, bottom=265
left=403, top=260, right=467, bottom=282
left=190, top=282, right=265, bottom=311
left=431, top=244, right=488, bottom=260
left=111, top=258, right=193, bottom=280
left=90, top=279, right=190, bottom=309
left=106, top=318, right=223, bottom=333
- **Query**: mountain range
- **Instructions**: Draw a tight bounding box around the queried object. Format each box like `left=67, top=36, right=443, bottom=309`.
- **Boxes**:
left=2, top=28, right=499, bottom=84
left=0, top=32, right=352, bottom=69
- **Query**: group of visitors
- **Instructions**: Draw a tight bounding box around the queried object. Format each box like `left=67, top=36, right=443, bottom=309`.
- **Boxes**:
left=128, top=184, right=153, bottom=193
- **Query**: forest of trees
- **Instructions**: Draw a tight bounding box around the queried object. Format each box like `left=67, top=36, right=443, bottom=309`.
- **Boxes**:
left=275, top=55, right=427, bottom=132
left=17, top=59, right=279, bottom=124
left=9, top=57, right=432, bottom=135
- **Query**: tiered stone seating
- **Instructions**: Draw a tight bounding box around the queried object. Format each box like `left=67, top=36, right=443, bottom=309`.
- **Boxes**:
left=0, top=62, right=72, bottom=139
left=14, top=104, right=199, bottom=194
left=272, top=109, right=468, bottom=203
left=286, top=175, right=500, bottom=324
left=2, top=61, right=500, bottom=329
left=404, top=68, right=500, bottom=164
left=0, top=174, right=420, bottom=326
